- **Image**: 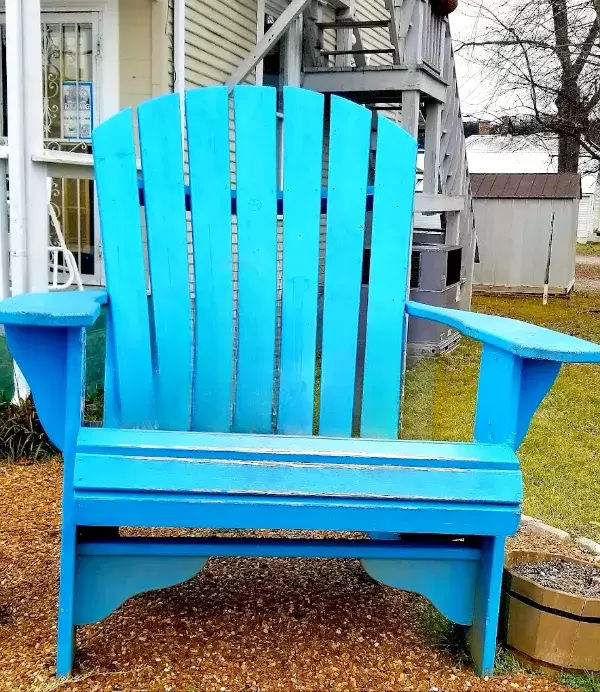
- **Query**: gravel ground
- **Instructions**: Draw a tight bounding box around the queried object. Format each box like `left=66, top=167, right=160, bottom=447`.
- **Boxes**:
left=511, top=559, right=600, bottom=597
left=0, top=459, right=590, bottom=691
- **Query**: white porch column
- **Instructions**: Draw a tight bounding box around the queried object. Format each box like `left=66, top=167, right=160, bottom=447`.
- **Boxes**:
left=6, top=0, right=47, bottom=401
left=6, top=0, right=48, bottom=296
left=283, top=15, right=303, bottom=86
left=0, top=153, right=9, bottom=300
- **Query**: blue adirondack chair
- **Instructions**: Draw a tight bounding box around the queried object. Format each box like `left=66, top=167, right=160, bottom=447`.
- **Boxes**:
left=1, top=85, right=599, bottom=679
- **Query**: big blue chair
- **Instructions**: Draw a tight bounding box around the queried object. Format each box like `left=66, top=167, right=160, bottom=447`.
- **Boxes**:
left=1, top=86, right=599, bottom=678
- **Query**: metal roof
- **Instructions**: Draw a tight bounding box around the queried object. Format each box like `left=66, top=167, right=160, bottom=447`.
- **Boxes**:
left=470, top=173, right=581, bottom=199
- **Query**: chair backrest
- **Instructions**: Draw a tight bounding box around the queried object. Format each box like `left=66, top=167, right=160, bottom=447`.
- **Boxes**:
left=92, top=85, right=417, bottom=439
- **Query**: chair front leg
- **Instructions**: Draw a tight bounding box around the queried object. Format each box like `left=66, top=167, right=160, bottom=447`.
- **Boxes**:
left=467, top=535, right=506, bottom=676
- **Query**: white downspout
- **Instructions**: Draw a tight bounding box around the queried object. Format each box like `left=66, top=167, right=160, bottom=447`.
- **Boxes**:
left=255, top=0, right=266, bottom=85
left=0, top=153, right=9, bottom=301
left=174, top=0, right=185, bottom=100
left=6, top=0, right=28, bottom=298
left=21, top=0, right=47, bottom=296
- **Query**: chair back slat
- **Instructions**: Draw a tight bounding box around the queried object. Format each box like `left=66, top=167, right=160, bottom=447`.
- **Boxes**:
left=277, top=87, right=324, bottom=435
left=318, top=96, right=371, bottom=437
left=232, top=86, right=278, bottom=434
left=361, top=116, right=417, bottom=438
left=92, top=110, right=156, bottom=427
left=186, top=86, right=235, bottom=432
left=138, top=94, right=193, bottom=430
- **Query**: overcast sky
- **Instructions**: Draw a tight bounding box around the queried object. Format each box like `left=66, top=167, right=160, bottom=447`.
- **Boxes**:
left=449, top=2, right=496, bottom=119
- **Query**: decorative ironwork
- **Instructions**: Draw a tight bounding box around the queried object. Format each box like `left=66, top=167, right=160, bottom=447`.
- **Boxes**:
left=41, top=21, right=96, bottom=281
left=42, top=25, right=62, bottom=139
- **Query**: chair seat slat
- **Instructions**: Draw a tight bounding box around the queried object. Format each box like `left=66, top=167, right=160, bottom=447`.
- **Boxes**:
left=74, top=452, right=523, bottom=505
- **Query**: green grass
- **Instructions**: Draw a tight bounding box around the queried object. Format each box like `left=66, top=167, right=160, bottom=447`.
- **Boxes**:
left=494, top=647, right=527, bottom=675
left=492, top=649, right=599, bottom=689
left=414, top=611, right=600, bottom=687
left=420, top=614, right=599, bottom=687
left=558, top=672, right=600, bottom=691
left=403, top=291, right=600, bottom=542
left=0, top=396, right=57, bottom=462
left=577, top=242, right=600, bottom=255
left=416, top=602, right=470, bottom=664
left=84, top=388, right=105, bottom=424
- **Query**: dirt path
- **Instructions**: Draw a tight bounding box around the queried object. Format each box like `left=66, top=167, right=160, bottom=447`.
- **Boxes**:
left=576, top=254, right=600, bottom=266
left=0, top=460, right=586, bottom=690
left=576, top=254, right=600, bottom=292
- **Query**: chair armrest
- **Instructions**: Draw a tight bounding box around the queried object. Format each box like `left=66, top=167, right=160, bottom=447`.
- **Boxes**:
left=0, top=291, right=107, bottom=452
left=406, top=300, right=600, bottom=449
left=0, top=289, right=107, bottom=328
left=406, top=301, right=600, bottom=363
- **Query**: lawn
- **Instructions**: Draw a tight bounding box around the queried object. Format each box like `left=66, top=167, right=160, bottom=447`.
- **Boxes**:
left=576, top=242, right=600, bottom=255
left=403, top=290, right=600, bottom=542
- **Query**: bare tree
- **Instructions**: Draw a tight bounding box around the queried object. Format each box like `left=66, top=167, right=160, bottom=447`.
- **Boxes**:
left=456, top=0, right=600, bottom=172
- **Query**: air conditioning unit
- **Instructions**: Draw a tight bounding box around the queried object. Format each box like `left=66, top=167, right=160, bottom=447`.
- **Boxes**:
left=407, top=243, right=463, bottom=356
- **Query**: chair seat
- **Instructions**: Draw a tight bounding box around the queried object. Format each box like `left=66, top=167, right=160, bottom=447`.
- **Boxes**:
left=73, top=427, right=522, bottom=536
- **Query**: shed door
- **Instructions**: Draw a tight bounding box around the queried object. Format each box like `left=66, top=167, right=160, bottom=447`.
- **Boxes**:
left=578, top=194, right=592, bottom=241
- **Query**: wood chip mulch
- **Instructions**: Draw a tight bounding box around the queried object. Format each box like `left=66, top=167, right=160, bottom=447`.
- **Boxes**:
left=0, top=459, right=589, bottom=691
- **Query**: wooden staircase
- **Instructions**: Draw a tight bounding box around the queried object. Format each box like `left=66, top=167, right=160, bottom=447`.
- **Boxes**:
left=302, top=0, right=476, bottom=351
left=308, top=0, right=446, bottom=74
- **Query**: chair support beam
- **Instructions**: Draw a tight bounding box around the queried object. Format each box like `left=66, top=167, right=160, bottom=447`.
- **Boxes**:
left=73, top=537, right=483, bottom=630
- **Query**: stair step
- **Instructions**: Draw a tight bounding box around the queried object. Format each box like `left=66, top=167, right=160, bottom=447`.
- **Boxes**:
left=321, top=48, right=396, bottom=56
left=316, top=19, right=390, bottom=29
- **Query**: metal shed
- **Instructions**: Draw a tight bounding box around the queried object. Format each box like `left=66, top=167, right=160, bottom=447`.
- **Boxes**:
left=471, top=173, right=580, bottom=295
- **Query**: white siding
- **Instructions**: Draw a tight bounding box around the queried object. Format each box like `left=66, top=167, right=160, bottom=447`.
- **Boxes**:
left=181, top=1, right=258, bottom=297
left=320, top=5, right=337, bottom=54
left=119, top=0, right=153, bottom=110
left=354, top=0, right=393, bottom=67
left=167, top=0, right=174, bottom=90
left=184, top=0, right=257, bottom=87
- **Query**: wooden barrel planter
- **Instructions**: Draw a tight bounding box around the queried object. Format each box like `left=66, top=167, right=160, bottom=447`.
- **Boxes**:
left=502, top=550, right=600, bottom=672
